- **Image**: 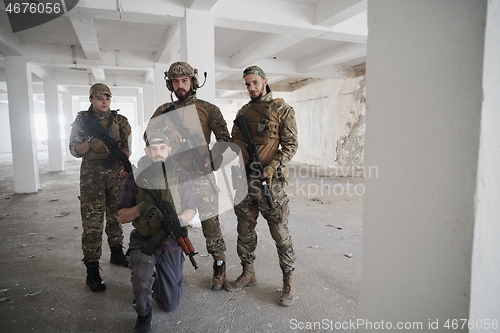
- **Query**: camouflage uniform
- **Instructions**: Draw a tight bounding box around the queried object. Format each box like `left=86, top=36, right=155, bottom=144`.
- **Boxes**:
left=150, top=93, right=229, bottom=261
left=69, top=107, right=131, bottom=264
left=231, top=90, right=298, bottom=273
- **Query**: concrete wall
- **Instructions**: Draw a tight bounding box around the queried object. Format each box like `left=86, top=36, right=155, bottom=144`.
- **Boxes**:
left=469, top=0, right=500, bottom=329
left=219, top=76, right=366, bottom=172
left=360, top=1, right=487, bottom=331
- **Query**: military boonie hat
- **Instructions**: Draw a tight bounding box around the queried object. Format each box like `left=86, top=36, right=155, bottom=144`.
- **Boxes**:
left=243, top=65, right=266, bottom=79
left=90, top=83, right=112, bottom=97
left=145, top=132, right=171, bottom=147
left=166, top=62, right=195, bottom=79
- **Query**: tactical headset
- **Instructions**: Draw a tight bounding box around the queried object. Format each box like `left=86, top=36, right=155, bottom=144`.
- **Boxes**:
left=164, top=67, right=206, bottom=93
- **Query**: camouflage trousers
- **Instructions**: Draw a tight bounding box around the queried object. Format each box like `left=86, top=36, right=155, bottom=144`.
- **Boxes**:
left=190, top=171, right=226, bottom=261
left=79, top=159, right=125, bottom=264
left=234, top=175, right=296, bottom=272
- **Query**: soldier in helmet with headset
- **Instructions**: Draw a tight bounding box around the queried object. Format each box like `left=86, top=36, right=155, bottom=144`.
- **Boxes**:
left=147, top=62, right=230, bottom=291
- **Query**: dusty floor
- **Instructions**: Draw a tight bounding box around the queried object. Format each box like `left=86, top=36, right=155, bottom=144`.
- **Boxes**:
left=0, top=153, right=362, bottom=333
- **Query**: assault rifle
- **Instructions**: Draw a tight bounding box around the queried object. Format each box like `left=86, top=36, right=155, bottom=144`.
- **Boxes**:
left=141, top=183, right=198, bottom=269
left=83, top=114, right=132, bottom=173
left=162, top=106, right=217, bottom=193
left=233, top=115, right=274, bottom=209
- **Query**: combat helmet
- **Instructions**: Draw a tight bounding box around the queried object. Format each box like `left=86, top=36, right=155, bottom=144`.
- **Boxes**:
left=164, top=62, right=200, bottom=93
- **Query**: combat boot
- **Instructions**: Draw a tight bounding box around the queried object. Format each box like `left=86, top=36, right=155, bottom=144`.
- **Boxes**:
left=211, top=260, right=226, bottom=291
left=110, top=245, right=129, bottom=267
left=225, top=263, right=257, bottom=292
left=85, top=261, right=106, bottom=292
left=278, top=270, right=295, bottom=307
left=133, top=310, right=152, bottom=333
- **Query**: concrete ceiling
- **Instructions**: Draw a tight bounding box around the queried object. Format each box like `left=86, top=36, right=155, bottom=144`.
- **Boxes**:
left=0, top=0, right=367, bottom=99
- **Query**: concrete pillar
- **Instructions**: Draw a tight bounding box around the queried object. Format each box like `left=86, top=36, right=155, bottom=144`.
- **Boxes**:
left=43, top=80, right=64, bottom=171
left=143, top=83, right=156, bottom=121
left=153, top=66, right=169, bottom=109
left=360, top=1, right=487, bottom=331
left=5, top=56, right=39, bottom=193
left=61, top=91, right=76, bottom=162
left=181, top=8, right=216, bottom=103
left=469, top=0, right=500, bottom=328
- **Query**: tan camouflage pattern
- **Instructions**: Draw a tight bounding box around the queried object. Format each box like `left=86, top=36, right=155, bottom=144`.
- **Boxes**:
left=231, top=90, right=298, bottom=272
left=231, top=91, right=298, bottom=167
left=79, top=160, right=125, bottom=264
left=69, top=108, right=131, bottom=264
left=89, top=83, right=112, bottom=97
left=148, top=92, right=230, bottom=261
left=166, top=62, right=195, bottom=79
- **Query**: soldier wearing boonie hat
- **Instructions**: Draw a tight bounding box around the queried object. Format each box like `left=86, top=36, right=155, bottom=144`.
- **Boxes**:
left=69, top=82, right=132, bottom=293
left=146, top=61, right=231, bottom=292
left=226, top=65, right=298, bottom=307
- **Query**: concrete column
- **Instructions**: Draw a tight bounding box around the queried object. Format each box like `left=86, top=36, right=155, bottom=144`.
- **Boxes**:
left=469, top=0, right=500, bottom=328
left=153, top=66, right=169, bottom=109
left=61, top=91, right=76, bottom=162
left=360, top=1, right=487, bottom=331
left=5, top=56, right=39, bottom=193
left=181, top=8, right=216, bottom=103
left=143, top=83, right=156, bottom=122
left=43, top=80, right=64, bottom=171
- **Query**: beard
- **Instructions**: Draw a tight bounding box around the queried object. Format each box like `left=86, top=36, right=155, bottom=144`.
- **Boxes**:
left=175, top=88, right=191, bottom=102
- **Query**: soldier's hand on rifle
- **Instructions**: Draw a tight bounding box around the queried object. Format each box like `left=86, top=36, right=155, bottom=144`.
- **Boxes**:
left=88, top=137, right=109, bottom=154
left=118, top=169, right=128, bottom=179
left=165, top=127, right=184, bottom=143
left=137, top=202, right=164, bottom=222
left=261, top=164, right=277, bottom=187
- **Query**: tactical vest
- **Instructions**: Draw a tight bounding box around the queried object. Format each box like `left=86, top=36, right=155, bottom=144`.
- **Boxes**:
left=240, top=98, right=284, bottom=165
left=169, top=100, right=211, bottom=171
left=132, top=160, right=183, bottom=238
left=81, top=109, right=122, bottom=160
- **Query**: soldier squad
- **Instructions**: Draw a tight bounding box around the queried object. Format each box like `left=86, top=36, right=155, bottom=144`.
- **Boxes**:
left=69, top=63, right=298, bottom=333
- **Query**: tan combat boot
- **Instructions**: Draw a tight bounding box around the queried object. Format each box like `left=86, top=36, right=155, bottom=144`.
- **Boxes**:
left=279, top=270, right=295, bottom=306
left=225, top=263, right=257, bottom=292
left=211, top=260, right=226, bottom=291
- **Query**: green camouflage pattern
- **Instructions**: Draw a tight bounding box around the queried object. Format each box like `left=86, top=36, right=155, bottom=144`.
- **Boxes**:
left=149, top=92, right=230, bottom=261
left=69, top=109, right=131, bottom=158
left=243, top=65, right=267, bottom=79
left=69, top=108, right=131, bottom=264
left=231, top=90, right=298, bottom=272
left=79, top=159, right=125, bottom=264
left=234, top=177, right=295, bottom=272
left=231, top=91, right=298, bottom=167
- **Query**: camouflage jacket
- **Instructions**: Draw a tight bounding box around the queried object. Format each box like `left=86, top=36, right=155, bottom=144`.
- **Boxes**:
left=69, top=106, right=131, bottom=159
left=149, top=93, right=230, bottom=146
left=231, top=91, right=298, bottom=167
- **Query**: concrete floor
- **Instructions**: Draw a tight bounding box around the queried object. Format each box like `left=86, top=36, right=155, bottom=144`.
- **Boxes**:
left=0, top=154, right=362, bottom=333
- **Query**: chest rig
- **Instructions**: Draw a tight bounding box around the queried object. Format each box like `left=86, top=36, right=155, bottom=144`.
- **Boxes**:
left=133, top=160, right=182, bottom=238
left=240, top=98, right=284, bottom=146
left=82, top=109, right=122, bottom=160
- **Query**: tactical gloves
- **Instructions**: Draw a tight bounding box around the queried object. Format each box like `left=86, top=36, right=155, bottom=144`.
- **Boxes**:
left=261, top=162, right=279, bottom=187
left=88, top=137, right=109, bottom=153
